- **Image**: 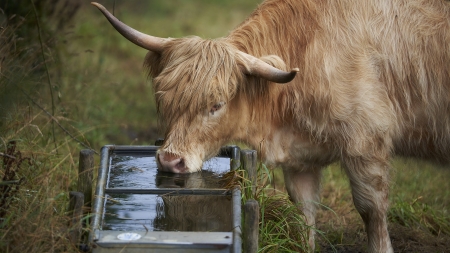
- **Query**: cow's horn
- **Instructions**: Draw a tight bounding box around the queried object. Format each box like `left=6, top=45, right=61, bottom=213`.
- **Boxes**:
left=238, top=51, right=299, bottom=83
left=91, top=2, right=168, bottom=52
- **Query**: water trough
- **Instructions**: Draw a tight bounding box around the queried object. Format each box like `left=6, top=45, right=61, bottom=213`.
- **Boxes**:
left=88, top=145, right=244, bottom=253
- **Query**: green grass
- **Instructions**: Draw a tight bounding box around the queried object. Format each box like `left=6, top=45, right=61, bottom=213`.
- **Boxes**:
left=388, top=158, right=450, bottom=236
left=239, top=164, right=310, bottom=253
left=258, top=195, right=310, bottom=253
left=313, top=160, right=450, bottom=251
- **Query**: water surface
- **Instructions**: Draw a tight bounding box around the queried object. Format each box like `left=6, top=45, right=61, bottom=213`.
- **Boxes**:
left=103, top=154, right=233, bottom=232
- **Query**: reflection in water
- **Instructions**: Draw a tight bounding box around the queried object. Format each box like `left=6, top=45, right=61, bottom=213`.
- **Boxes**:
left=103, top=154, right=233, bottom=232
left=103, top=193, right=160, bottom=231
left=154, top=195, right=232, bottom=232
left=108, top=156, right=158, bottom=189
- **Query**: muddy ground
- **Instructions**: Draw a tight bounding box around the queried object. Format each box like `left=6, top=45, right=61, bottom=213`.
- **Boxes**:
left=317, top=222, right=450, bottom=253
left=316, top=204, right=450, bottom=253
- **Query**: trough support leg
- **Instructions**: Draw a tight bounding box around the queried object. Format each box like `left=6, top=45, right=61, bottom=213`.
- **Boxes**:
left=244, top=199, right=259, bottom=253
left=78, top=149, right=94, bottom=207
left=69, top=191, right=84, bottom=246
left=76, top=149, right=94, bottom=249
left=240, top=150, right=259, bottom=252
left=240, top=149, right=257, bottom=197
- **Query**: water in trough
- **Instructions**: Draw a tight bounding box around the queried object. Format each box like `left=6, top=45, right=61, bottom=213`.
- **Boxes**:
left=103, top=154, right=233, bottom=232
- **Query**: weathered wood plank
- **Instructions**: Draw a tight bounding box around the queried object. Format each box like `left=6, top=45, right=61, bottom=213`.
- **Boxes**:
left=241, top=149, right=257, bottom=196
left=69, top=191, right=84, bottom=245
left=244, top=199, right=259, bottom=253
left=77, top=149, right=94, bottom=207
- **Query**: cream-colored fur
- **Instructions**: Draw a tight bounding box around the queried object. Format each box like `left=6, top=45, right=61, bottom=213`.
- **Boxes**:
left=139, top=1, right=450, bottom=252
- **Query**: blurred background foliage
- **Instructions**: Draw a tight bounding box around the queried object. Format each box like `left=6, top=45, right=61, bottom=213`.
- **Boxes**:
left=0, top=1, right=259, bottom=252
left=0, top=0, right=79, bottom=124
left=0, top=0, right=261, bottom=149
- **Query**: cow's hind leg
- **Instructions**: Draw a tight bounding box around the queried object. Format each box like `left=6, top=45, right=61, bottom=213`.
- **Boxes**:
left=283, top=167, right=321, bottom=251
left=342, top=156, right=393, bottom=253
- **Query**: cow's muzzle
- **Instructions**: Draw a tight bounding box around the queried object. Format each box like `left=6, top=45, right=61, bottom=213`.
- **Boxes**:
left=157, top=151, right=188, bottom=173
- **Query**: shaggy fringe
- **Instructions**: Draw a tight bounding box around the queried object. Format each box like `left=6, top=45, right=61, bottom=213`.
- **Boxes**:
left=144, top=37, right=244, bottom=128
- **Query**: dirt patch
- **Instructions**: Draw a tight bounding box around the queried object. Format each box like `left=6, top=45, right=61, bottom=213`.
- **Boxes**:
left=389, top=224, right=450, bottom=253
left=316, top=208, right=450, bottom=253
left=313, top=166, right=450, bottom=253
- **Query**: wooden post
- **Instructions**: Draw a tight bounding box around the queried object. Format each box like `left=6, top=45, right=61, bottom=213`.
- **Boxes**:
left=228, top=146, right=241, bottom=171
left=219, top=145, right=241, bottom=171
left=244, top=199, right=259, bottom=253
left=77, top=149, right=94, bottom=207
left=241, top=149, right=257, bottom=196
left=69, top=191, right=84, bottom=245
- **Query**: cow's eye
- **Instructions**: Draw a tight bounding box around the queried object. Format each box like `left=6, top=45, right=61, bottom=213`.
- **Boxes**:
left=210, top=102, right=225, bottom=115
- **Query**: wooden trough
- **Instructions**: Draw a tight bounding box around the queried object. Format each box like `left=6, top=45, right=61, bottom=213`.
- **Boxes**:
left=70, top=145, right=259, bottom=253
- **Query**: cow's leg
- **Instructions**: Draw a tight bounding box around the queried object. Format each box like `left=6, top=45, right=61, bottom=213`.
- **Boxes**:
left=283, top=167, right=321, bottom=251
left=342, top=156, right=393, bottom=253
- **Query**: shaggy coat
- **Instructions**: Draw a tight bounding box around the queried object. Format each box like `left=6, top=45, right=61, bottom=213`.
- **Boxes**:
left=94, top=0, right=450, bottom=252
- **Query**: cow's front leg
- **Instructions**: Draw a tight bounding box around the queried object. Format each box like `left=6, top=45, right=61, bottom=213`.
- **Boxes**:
left=343, top=156, right=393, bottom=253
left=283, top=167, right=321, bottom=251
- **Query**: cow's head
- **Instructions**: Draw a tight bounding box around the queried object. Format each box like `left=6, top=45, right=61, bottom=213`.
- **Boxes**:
left=93, top=3, right=298, bottom=173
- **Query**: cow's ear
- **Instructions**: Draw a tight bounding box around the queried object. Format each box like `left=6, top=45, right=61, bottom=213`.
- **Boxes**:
left=144, top=51, right=164, bottom=78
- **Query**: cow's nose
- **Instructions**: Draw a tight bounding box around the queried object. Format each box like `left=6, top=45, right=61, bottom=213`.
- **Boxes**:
left=157, top=152, right=187, bottom=173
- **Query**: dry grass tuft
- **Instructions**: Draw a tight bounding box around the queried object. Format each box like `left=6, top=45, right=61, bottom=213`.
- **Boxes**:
left=0, top=138, right=79, bottom=253
left=239, top=164, right=311, bottom=253
left=389, top=197, right=450, bottom=236
left=259, top=193, right=310, bottom=253
left=0, top=141, right=28, bottom=218
left=0, top=3, right=86, bottom=252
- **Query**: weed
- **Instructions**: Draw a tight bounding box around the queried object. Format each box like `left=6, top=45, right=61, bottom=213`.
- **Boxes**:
left=240, top=163, right=310, bottom=253
left=258, top=194, right=310, bottom=253
left=0, top=141, right=27, bottom=217
left=389, top=196, right=450, bottom=236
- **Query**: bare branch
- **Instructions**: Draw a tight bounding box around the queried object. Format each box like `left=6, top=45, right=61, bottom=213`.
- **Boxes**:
left=0, top=152, right=16, bottom=159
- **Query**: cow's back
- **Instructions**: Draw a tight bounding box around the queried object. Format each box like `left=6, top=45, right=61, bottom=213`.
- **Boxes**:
left=306, top=0, right=450, bottom=162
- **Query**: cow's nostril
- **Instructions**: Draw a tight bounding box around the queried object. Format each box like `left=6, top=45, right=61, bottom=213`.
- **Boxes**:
left=176, top=159, right=185, bottom=169
left=157, top=152, right=187, bottom=173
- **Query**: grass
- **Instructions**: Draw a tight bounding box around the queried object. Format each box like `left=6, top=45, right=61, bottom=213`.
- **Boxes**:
left=313, top=160, right=450, bottom=252
left=1, top=1, right=450, bottom=252
left=388, top=158, right=450, bottom=236
left=258, top=195, right=310, bottom=252
left=239, top=163, right=310, bottom=253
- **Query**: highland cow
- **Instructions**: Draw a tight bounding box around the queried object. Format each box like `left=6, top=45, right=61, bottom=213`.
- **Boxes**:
left=93, top=1, right=450, bottom=252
